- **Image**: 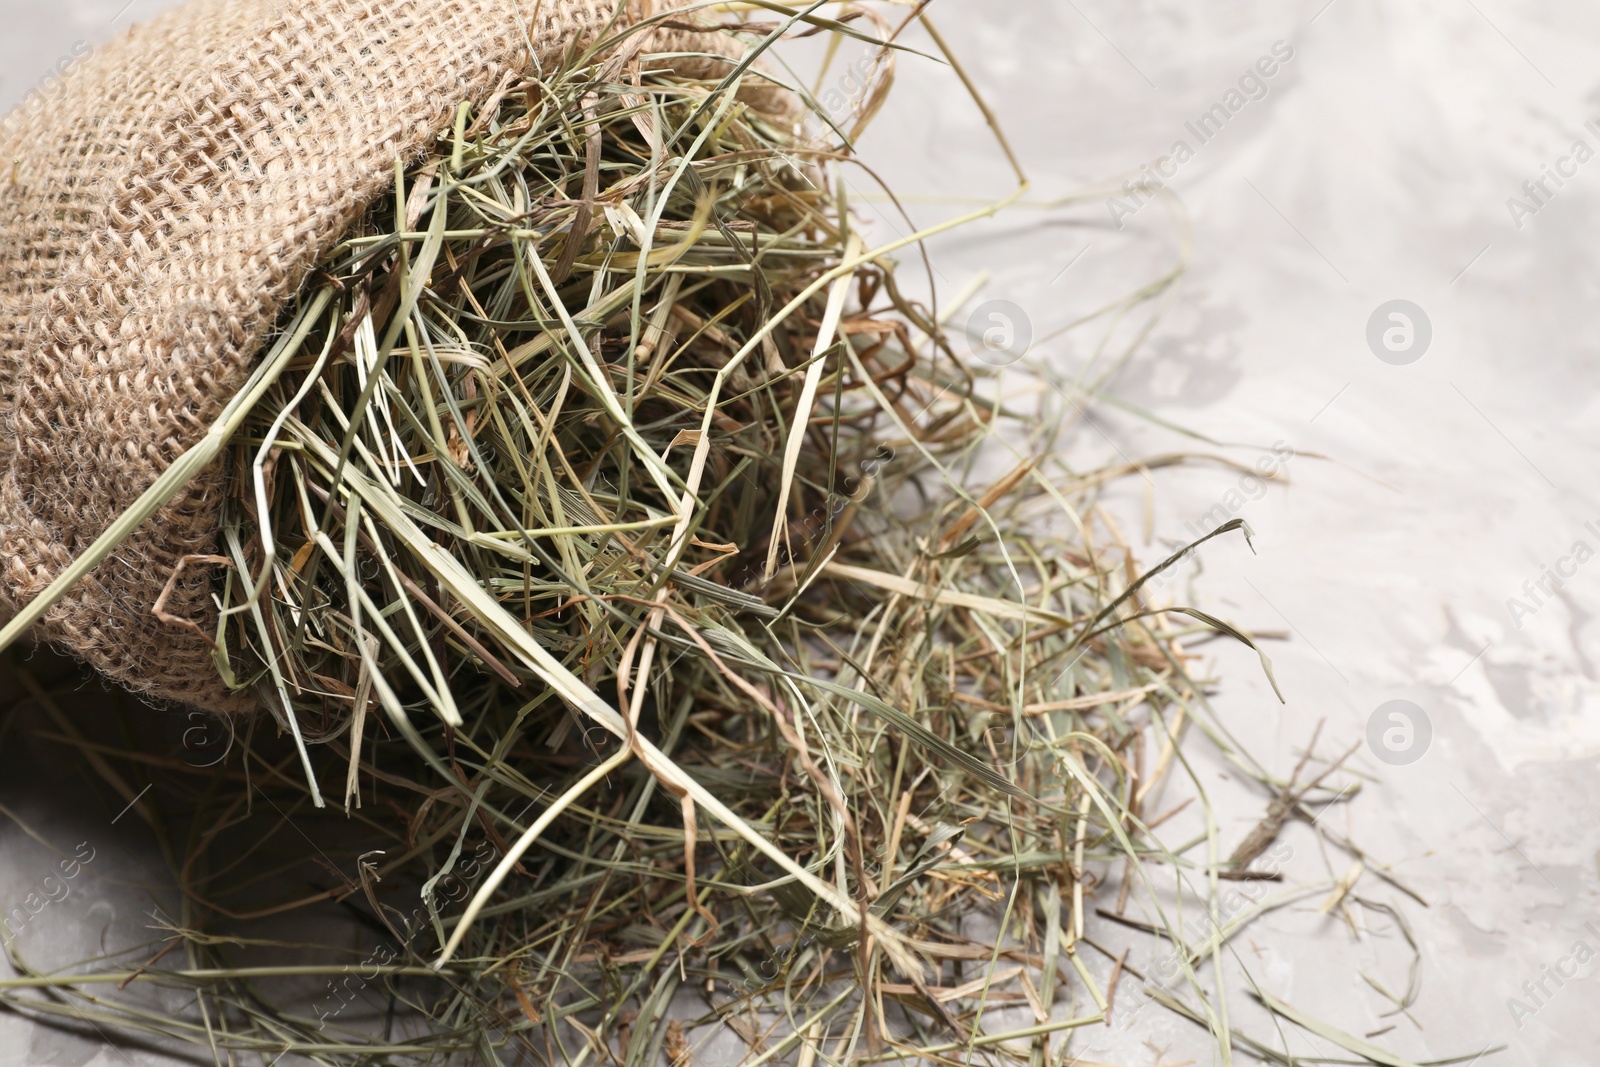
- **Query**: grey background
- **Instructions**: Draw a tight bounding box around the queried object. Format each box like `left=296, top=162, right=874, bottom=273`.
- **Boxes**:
left=2, top=1, right=1598, bottom=1064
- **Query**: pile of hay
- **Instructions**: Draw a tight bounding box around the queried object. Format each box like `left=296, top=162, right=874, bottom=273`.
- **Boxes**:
left=0, top=8, right=1441, bottom=1067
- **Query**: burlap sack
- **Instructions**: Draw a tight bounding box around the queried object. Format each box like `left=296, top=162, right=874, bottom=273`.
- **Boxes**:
left=0, top=0, right=789, bottom=714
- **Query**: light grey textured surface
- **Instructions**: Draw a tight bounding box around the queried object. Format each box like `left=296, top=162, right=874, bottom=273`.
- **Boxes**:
left=1, top=1, right=1596, bottom=1064
left=847, top=4, right=1600, bottom=1063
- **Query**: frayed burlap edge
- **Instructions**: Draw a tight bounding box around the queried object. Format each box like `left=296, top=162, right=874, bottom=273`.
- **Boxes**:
left=0, top=0, right=796, bottom=714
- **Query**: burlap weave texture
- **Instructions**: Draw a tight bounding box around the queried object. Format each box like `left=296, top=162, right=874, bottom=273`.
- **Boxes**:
left=0, top=0, right=770, bottom=713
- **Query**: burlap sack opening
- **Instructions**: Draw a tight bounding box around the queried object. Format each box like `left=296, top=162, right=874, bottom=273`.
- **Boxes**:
left=0, top=0, right=795, bottom=714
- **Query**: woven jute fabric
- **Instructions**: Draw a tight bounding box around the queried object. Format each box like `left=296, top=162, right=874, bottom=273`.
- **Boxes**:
left=0, top=0, right=791, bottom=714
